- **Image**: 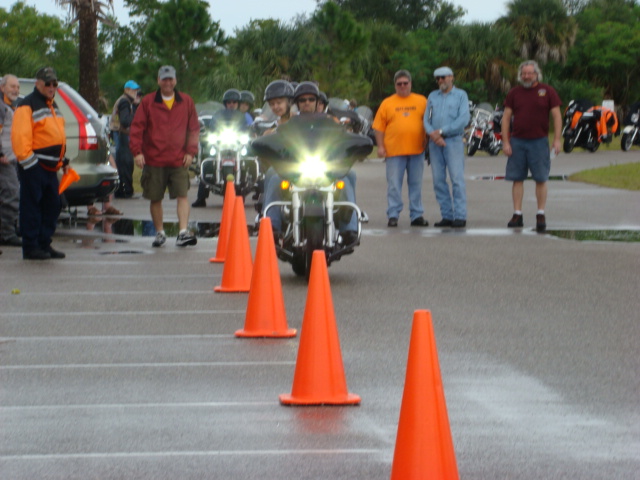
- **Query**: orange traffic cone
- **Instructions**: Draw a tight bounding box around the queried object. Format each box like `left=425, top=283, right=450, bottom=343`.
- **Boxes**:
left=214, top=196, right=253, bottom=292
left=58, top=167, right=80, bottom=194
left=210, top=181, right=236, bottom=263
left=390, top=310, right=458, bottom=480
left=236, top=217, right=296, bottom=337
left=279, top=250, right=360, bottom=405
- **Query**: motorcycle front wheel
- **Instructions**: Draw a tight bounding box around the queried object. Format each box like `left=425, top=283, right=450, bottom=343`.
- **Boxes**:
left=467, top=137, right=480, bottom=156
left=563, top=136, right=575, bottom=153
left=303, top=218, right=324, bottom=281
left=621, top=132, right=634, bottom=151
left=587, top=141, right=600, bottom=153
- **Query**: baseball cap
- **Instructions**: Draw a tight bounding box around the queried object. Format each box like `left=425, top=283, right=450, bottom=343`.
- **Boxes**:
left=36, top=67, right=58, bottom=82
left=158, top=65, right=176, bottom=80
left=124, top=80, right=140, bottom=90
left=434, top=66, right=454, bottom=77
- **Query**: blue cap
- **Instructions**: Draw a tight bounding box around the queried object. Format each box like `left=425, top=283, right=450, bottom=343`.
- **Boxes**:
left=124, top=80, right=140, bottom=90
left=433, top=67, right=454, bottom=77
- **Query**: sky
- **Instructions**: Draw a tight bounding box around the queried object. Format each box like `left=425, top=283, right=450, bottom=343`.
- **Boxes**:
left=6, top=0, right=505, bottom=34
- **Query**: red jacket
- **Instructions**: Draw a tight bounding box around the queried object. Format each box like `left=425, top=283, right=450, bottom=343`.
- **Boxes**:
left=129, top=89, right=199, bottom=168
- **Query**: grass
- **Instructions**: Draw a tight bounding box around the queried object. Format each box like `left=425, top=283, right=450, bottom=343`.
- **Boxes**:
left=568, top=161, right=640, bottom=191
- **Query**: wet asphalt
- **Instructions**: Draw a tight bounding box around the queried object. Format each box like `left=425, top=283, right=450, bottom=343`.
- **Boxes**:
left=1, top=146, right=639, bottom=479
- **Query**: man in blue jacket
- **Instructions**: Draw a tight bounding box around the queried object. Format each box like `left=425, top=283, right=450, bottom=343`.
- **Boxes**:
left=424, top=66, right=470, bottom=228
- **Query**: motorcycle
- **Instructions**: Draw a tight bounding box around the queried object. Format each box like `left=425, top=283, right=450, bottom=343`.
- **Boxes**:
left=466, top=102, right=503, bottom=156
left=199, top=109, right=260, bottom=198
left=621, top=101, right=640, bottom=151
left=562, top=99, right=619, bottom=153
left=251, top=114, right=373, bottom=279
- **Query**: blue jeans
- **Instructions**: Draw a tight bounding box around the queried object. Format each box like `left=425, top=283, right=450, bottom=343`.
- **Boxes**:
left=385, top=153, right=425, bottom=221
left=429, top=135, right=466, bottom=220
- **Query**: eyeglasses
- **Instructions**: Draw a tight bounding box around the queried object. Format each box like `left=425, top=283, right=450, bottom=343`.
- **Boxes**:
left=298, top=97, right=316, bottom=103
left=435, top=76, right=447, bottom=81
left=395, top=81, right=409, bottom=86
left=45, top=81, right=58, bottom=87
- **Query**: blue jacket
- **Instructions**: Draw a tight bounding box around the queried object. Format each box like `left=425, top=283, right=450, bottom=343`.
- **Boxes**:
left=424, top=87, right=470, bottom=137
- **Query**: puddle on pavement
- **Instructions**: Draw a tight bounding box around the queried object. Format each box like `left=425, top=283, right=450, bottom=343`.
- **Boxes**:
left=471, top=175, right=570, bottom=181
left=58, top=216, right=257, bottom=240
left=547, top=230, right=640, bottom=242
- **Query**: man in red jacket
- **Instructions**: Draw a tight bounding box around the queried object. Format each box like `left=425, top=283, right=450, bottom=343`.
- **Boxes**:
left=130, top=65, right=200, bottom=247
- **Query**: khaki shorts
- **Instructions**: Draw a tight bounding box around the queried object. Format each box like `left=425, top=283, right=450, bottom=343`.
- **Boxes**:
left=140, top=165, right=190, bottom=201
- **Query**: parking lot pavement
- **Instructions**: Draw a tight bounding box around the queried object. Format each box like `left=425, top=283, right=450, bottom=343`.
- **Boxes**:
left=0, top=149, right=639, bottom=479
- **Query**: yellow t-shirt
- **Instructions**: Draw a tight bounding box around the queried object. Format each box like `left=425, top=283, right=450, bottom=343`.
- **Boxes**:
left=163, top=96, right=175, bottom=110
left=372, top=93, right=427, bottom=157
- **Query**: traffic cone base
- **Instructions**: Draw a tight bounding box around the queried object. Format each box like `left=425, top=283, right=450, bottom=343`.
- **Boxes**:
left=279, top=250, right=360, bottom=406
left=214, top=196, right=252, bottom=292
left=390, top=310, right=458, bottom=479
left=210, top=180, right=236, bottom=263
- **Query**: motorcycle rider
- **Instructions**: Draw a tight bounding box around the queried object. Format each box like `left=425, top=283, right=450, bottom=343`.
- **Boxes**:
left=192, top=88, right=249, bottom=207
left=261, top=81, right=358, bottom=246
left=239, top=90, right=255, bottom=125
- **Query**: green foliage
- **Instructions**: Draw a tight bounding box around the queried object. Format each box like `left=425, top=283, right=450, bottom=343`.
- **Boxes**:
left=145, top=0, right=225, bottom=97
left=304, top=2, right=371, bottom=100
left=2, top=0, right=638, bottom=116
left=320, top=0, right=465, bottom=31
left=0, top=2, right=77, bottom=83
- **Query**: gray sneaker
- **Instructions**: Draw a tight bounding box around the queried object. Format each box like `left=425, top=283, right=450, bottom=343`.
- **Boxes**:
left=152, top=231, right=167, bottom=247
left=176, top=231, right=197, bottom=247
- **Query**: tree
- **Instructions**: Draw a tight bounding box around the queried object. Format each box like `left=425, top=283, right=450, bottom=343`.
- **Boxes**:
left=145, top=0, right=225, bottom=97
left=303, top=2, right=371, bottom=100
left=317, top=0, right=465, bottom=31
left=55, top=0, right=115, bottom=110
left=438, top=22, right=518, bottom=102
left=498, top=0, right=577, bottom=64
left=0, top=2, right=77, bottom=82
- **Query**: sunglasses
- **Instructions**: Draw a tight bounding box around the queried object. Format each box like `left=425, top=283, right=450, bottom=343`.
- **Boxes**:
left=45, top=81, right=59, bottom=87
left=395, top=81, right=409, bottom=86
left=298, top=97, right=316, bottom=103
left=435, top=76, right=447, bottom=81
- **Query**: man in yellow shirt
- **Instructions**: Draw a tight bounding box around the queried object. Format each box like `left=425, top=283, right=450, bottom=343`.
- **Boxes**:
left=373, top=70, right=428, bottom=227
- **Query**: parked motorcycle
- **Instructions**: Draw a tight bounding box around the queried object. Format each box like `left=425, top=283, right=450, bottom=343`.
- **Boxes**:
left=466, top=102, right=503, bottom=156
left=251, top=115, right=373, bottom=279
left=199, top=109, right=260, bottom=198
left=562, top=99, right=619, bottom=153
left=621, top=101, right=640, bottom=151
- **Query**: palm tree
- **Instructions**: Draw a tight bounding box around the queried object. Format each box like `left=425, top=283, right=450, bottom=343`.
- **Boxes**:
left=498, top=0, right=577, bottom=64
left=55, top=0, right=114, bottom=110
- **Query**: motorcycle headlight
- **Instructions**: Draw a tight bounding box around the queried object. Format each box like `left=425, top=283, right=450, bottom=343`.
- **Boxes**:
left=238, top=133, right=250, bottom=145
left=240, top=146, right=248, bottom=156
left=209, top=145, right=217, bottom=156
left=206, top=133, right=218, bottom=144
left=299, top=155, right=328, bottom=181
left=219, top=129, right=240, bottom=144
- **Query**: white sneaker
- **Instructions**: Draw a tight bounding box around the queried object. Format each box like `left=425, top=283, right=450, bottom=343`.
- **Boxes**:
left=152, top=231, right=167, bottom=247
left=176, top=231, right=197, bottom=247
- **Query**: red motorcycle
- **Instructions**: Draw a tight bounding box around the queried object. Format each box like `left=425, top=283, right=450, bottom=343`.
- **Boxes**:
left=466, top=103, right=503, bottom=156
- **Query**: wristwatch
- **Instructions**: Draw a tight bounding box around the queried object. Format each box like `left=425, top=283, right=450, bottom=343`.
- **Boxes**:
left=439, top=129, right=443, bottom=136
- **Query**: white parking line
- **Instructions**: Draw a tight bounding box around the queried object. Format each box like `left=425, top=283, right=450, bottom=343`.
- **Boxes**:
left=2, top=334, right=236, bottom=341
left=0, top=449, right=381, bottom=461
left=0, top=401, right=276, bottom=411
left=0, top=361, right=295, bottom=370
left=0, top=310, right=244, bottom=317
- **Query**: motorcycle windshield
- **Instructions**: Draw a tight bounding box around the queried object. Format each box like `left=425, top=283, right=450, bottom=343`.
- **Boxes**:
left=208, top=109, right=248, bottom=133
left=251, top=114, right=373, bottom=182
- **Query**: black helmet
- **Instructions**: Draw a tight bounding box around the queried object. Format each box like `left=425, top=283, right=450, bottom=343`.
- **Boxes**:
left=318, top=91, right=328, bottom=105
left=264, top=80, right=294, bottom=101
left=222, top=88, right=241, bottom=104
left=293, top=81, right=320, bottom=103
left=240, top=90, right=255, bottom=105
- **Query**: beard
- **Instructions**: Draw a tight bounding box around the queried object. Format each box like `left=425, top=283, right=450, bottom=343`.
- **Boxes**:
left=439, top=82, right=450, bottom=92
left=521, top=80, right=534, bottom=88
